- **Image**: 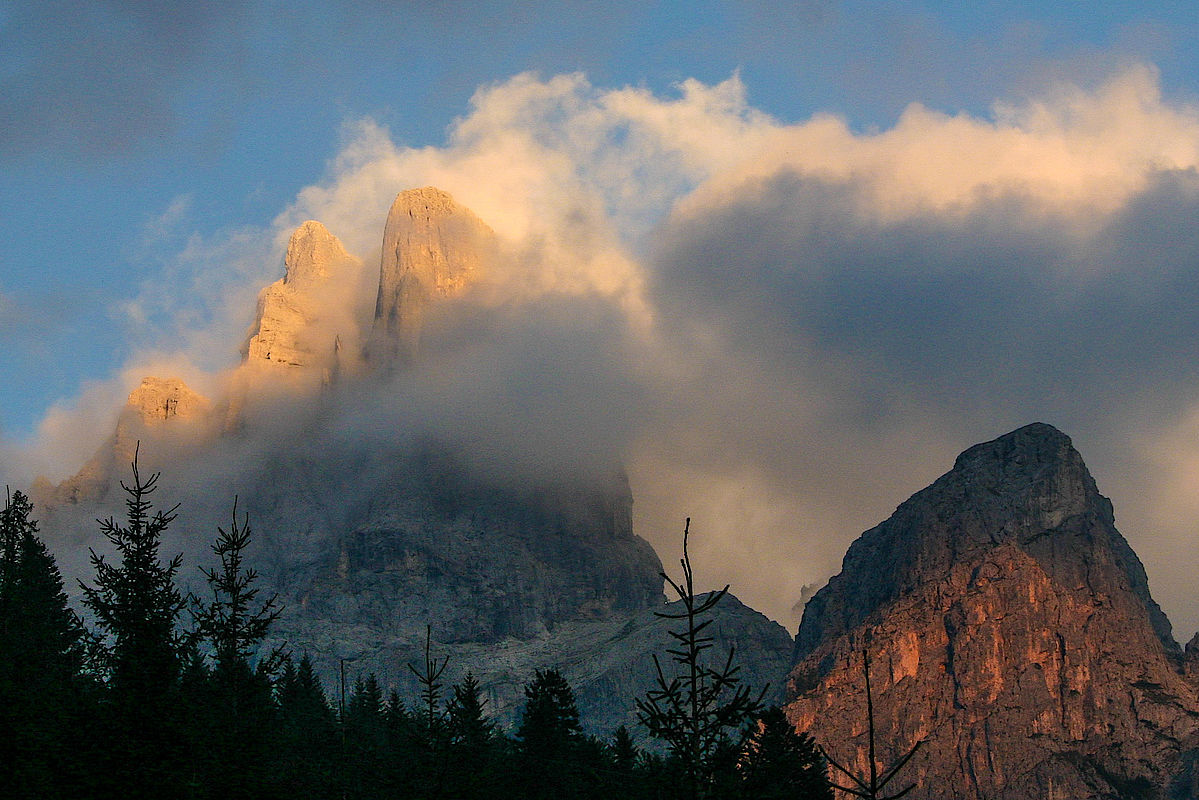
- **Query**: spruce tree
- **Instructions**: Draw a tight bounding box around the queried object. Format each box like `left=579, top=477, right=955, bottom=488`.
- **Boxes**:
left=79, top=451, right=189, bottom=795
left=740, top=707, right=833, bottom=799
left=516, top=668, right=591, bottom=799
left=193, top=497, right=282, bottom=674
left=447, top=671, right=495, bottom=750
left=191, top=499, right=284, bottom=798
left=276, top=654, right=338, bottom=798
left=407, top=625, right=451, bottom=797
left=0, top=490, right=90, bottom=798
left=80, top=452, right=187, bottom=699
left=445, top=672, right=499, bottom=798
left=605, top=725, right=651, bottom=799
left=345, top=673, right=389, bottom=799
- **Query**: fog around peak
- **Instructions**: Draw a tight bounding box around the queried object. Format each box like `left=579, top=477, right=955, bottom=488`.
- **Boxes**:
left=5, top=68, right=1199, bottom=638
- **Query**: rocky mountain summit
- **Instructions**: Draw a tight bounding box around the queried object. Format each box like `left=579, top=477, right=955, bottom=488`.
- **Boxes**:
left=33, top=376, right=214, bottom=508
left=786, top=423, right=1199, bottom=799
left=31, top=186, right=792, bottom=736
left=368, top=186, right=496, bottom=365
left=243, top=219, right=364, bottom=377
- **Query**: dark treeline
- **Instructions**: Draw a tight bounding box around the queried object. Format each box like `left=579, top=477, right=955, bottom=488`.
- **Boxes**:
left=0, top=461, right=832, bottom=799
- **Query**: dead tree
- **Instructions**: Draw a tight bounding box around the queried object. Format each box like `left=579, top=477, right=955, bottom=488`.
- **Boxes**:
left=820, top=649, right=921, bottom=799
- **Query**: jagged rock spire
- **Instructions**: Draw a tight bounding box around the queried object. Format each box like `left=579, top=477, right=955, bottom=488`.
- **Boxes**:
left=243, top=220, right=362, bottom=372
left=367, top=187, right=495, bottom=366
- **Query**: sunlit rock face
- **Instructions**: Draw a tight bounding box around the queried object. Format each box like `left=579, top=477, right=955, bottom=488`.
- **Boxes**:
left=244, top=220, right=364, bottom=377
left=368, top=187, right=496, bottom=365
left=116, top=376, right=212, bottom=456
left=786, top=423, right=1199, bottom=799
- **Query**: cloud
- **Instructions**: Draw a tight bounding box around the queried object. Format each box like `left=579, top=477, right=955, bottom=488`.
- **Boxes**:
left=11, top=66, right=1199, bottom=641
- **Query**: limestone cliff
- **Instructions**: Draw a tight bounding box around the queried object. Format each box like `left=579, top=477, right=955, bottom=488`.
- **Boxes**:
left=367, top=187, right=495, bottom=364
left=115, top=376, right=212, bottom=457
left=785, top=423, right=1199, bottom=799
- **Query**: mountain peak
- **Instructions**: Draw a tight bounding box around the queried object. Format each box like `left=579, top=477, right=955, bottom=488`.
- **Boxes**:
left=951, top=421, right=1081, bottom=480
left=796, top=423, right=1171, bottom=658
left=391, top=186, right=458, bottom=216
left=368, top=187, right=496, bottom=365
left=282, top=220, right=351, bottom=287
left=123, top=376, right=209, bottom=425
left=243, top=220, right=362, bottom=371
left=786, top=424, right=1197, bottom=798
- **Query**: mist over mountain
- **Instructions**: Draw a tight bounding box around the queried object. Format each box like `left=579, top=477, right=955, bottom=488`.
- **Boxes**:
left=8, top=70, right=1199, bottom=643
left=24, top=185, right=791, bottom=734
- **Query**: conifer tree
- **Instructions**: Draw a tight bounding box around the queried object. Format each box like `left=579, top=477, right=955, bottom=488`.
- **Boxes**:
left=407, top=625, right=451, bottom=797
left=518, top=667, right=583, bottom=755
left=0, top=490, right=90, bottom=798
left=605, top=725, right=651, bottom=800
left=191, top=498, right=284, bottom=798
left=193, top=497, right=282, bottom=675
left=636, top=518, right=766, bottom=800
left=447, top=671, right=495, bottom=749
left=78, top=450, right=189, bottom=795
left=820, top=650, right=920, bottom=800
left=445, top=672, right=500, bottom=799
left=276, top=654, right=338, bottom=798
left=740, top=707, right=833, bottom=799
left=610, top=725, right=640, bottom=773
left=516, top=667, right=593, bottom=799
left=80, top=451, right=187, bottom=699
left=345, top=673, right=389, bottom=798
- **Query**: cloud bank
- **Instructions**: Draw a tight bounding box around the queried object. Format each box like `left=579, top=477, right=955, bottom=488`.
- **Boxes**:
left=8, top=66, right=1199, bottom=639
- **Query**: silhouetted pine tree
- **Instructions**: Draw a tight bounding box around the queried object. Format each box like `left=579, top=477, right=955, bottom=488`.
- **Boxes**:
left=344, top=673, right=389, bottom=798
left=515, top=667, right=600, bottom=799
left=407, top=625, right=452, bottom=798
left=190, top=498, right=283, bottom=798
left=0, top=490, right=92, bottom=798
left=382, top=688, right=424, bottom=797
left=605, top=725, right=653, bottom=799
left=821, top=650, right=920, bottom=800
left=79, top=452, right=190, bottom=796
left=740, top=707, right=833, bottom=799
left=636, top=518, right=766, bottom=800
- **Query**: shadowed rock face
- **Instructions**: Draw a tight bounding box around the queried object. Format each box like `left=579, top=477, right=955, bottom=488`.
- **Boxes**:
left=268, top=590, right=792, bottom=740
left=786, top=423, right=1199, bottom=800
left=250, top=448, right=664, bottom=644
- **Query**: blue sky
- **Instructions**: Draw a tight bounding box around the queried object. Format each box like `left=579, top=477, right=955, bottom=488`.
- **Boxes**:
left=8, top=1, right=1199, bottom=633
left=4, top=1, right=1197, bottom=433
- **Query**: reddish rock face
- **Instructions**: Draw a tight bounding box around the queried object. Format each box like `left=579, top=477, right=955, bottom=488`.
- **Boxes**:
left=786, top=423, right=1199, bottom=799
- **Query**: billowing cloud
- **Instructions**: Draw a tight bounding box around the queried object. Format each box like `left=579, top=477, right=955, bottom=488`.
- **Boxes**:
left=9, top=66, right=1199, bottom=640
